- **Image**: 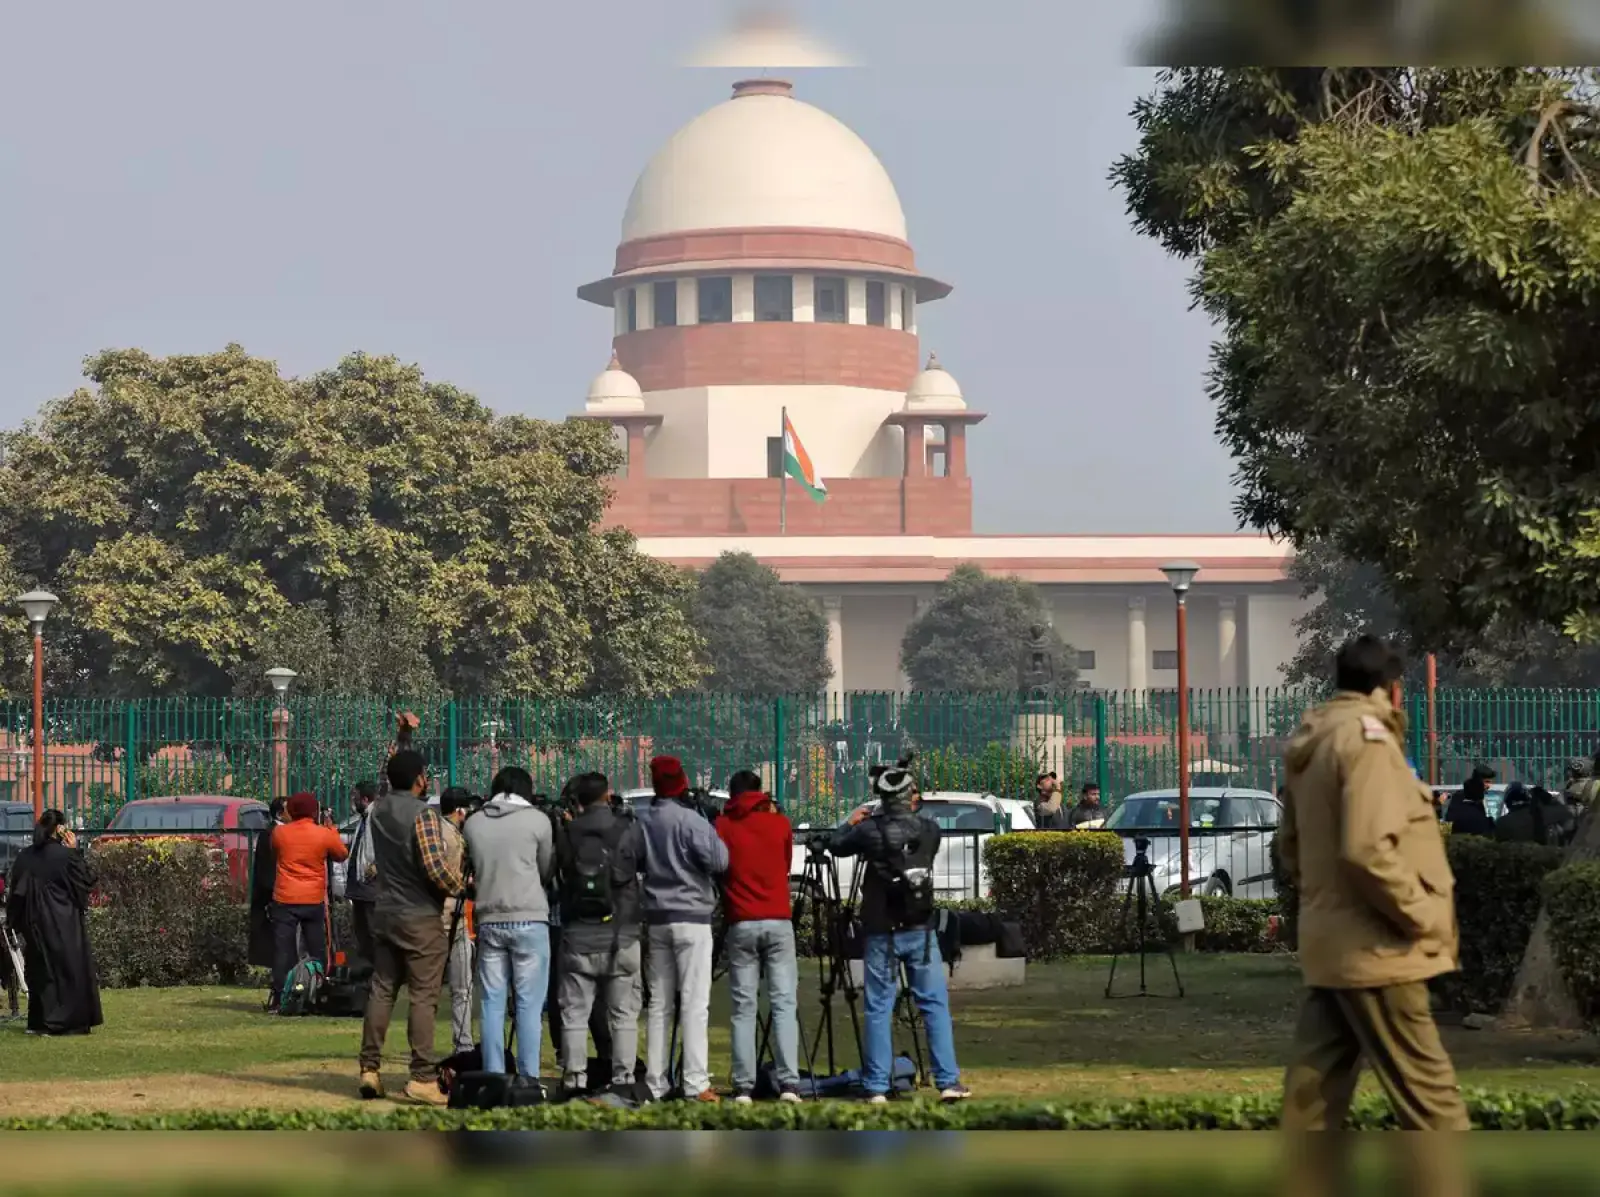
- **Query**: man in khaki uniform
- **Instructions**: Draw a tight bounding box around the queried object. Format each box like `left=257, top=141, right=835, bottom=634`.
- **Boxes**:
left=1278, top=636, right=1468, bottom=1190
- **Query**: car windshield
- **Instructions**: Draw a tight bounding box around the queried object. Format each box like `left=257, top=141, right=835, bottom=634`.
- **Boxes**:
left=108, top=803, right=228, bottom=832
left=1105, top=797, right=1227, bottom=830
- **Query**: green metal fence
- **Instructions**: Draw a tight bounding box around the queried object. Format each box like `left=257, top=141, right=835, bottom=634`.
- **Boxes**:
left=8, top=688, right=1600, bottom=831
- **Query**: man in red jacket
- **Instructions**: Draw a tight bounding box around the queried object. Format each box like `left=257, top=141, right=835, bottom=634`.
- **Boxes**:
left=716, top=770, right=802, bottom=1104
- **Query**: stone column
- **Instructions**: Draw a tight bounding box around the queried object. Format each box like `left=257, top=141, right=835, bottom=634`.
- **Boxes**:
left=1127, top=596, right=1148, bottom=691
left=946, top=424, right=968, bottom=478
left=900, top=596, right=930, bottom=691
left=1218, top=597, right=1239, bottom=689
left=824, top=596, right=845, bottom=715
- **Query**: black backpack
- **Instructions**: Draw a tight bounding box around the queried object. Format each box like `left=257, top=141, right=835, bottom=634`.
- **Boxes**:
left=874, top=815, right=935, bottom=930
left=566, top=814, right=628, bottom=924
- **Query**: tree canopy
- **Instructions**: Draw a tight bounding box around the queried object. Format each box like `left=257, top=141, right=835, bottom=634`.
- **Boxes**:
left=0, top=346, right=703, bottom=698
left=1286, top=539, right=1600, bottom=687
left=1114, top=68, right=1600, bottom=655
left=901, top=565, right=1077, bottom=694
left=688, top=551, right=830, bottom=694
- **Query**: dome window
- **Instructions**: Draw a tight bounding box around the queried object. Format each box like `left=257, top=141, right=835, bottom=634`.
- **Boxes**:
left=866, top=280, right=887, bottom=327
left=653, top=280, right=678, bottom=328
left=814, top=276, right=847, bottom=324
left=698, top=277, right=733, bottom=324
left=755, top=274, right=794, bottom=322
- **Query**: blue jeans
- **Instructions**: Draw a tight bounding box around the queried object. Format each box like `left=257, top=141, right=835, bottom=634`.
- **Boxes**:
left=476, top=921, right=550, bottom=1076
left=861, top=928, right=960, bottom=1093
left=725, top=919, right=800, bottom=1093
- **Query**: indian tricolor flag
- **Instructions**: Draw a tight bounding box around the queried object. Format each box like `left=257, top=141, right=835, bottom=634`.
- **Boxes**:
left=782, top=411, right=826, bottom=504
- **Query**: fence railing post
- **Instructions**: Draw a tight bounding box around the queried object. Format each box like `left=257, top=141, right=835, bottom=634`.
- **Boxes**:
left=1094, top=695, right=1109, bottom=799
left=773, top=696, right=787, bottom=810
left=446, top=700, right=459, bottom=788
left=123, top=701, right=138, bottom=810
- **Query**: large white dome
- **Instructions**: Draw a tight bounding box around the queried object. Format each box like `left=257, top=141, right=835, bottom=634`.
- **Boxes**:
left=620, top=80, right=908, bottom=244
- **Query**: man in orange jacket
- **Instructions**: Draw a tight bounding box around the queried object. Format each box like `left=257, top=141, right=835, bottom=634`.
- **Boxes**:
left=269, top=792, right=349, bottom=1008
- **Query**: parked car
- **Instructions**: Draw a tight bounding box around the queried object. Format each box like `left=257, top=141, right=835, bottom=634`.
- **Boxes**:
left=792, top=791, right=1035, bottom=904
left=1103, top=787, right=1281, bottom=899
left=0, top=801, right=34, bottom=886
left=96, top=795, right=272, bottom=893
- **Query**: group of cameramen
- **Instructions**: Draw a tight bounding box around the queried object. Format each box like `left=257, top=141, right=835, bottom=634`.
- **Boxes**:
left=345, top=747, right=969, bottom=1107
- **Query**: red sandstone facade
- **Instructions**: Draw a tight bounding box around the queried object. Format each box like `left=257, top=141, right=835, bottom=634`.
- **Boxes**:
left=600, top=475, right=973, bottom=537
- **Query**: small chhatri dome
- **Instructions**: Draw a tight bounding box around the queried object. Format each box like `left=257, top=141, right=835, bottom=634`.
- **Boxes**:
left=586, top=351, right=644, bottom=413
left=905, top=352, right=965, bottom=412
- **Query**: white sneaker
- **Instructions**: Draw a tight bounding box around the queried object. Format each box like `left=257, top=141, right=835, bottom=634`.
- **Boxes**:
left=778, top=1090, right=803, bottom=1105
left=865, top=1093, right=889, bottom=1106
left=733, top=1093, right=754, bottom=1106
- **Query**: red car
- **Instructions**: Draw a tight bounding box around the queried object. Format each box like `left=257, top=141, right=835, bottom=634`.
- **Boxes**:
left=98, top=795, right=272, bottom=894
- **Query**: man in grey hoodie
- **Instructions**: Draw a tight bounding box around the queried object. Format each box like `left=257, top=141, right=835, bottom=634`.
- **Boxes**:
left=463, top=766, right=555, bottom=1077
left=640, top=755, right=728, bottom=1102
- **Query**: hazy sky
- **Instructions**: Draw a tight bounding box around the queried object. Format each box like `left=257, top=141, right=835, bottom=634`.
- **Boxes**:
left=0, top=0, right=1235, bottom=535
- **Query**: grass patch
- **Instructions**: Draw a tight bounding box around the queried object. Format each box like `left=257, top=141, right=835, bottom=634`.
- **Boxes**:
left=1, top=954, right=1596, bottom=1116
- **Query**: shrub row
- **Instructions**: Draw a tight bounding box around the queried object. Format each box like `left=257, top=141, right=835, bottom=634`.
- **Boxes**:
left=87, top=837, right=253, bottom=988
left=4, top=1088, right=1598, bottom=1130
left=1543, top=859, right=1600, bottom=1023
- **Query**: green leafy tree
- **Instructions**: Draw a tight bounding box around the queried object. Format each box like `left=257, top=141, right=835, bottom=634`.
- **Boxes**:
left=689, top=551, right=829, bottom=694
left=1286, top=540, right=1600, bottom=687
left=0, top=346, right=704, bottom=698
left=1138, top=0, right=1590, bottom=66
left=1113, top=67, right=1600, bottom=653
left=901, top=564, right=1077, bottom=694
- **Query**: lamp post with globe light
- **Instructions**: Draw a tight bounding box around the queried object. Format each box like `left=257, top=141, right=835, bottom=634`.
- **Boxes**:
left=16, top=591, right=58, bottom=819
left=265, top=668, right=297, bottom=800
left=1160, top=562, right=1200, bottom=898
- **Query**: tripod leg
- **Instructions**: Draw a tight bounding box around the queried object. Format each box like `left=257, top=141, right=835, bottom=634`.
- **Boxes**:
left=1104, top=872, right=1139, bottom=998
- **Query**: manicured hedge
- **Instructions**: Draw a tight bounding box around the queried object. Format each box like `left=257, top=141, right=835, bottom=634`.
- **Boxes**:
left=86, top=837, right=252, bottom=988
left=984, top=831, right=1124, bottom=958
left=1542, top=859, right=1600, bottom=1024
left=1434, top=836, right=1563, bottom=1014
left=4, top=1087, right=1598, bottom=1130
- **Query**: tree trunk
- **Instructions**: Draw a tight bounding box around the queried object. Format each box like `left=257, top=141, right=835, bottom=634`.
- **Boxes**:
left=1498, top=804, right=1598, bottom=1030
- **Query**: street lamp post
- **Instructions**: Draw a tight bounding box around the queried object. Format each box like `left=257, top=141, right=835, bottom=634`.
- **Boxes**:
left=16, top=591, right=58, bottom=819
left=1160, top=562, right=1200, bottom=898
left=265, top=668, right=297, bottom=800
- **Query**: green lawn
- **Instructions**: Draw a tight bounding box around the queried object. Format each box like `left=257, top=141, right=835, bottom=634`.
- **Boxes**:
left=2, top=954, right=1596, bottom=1115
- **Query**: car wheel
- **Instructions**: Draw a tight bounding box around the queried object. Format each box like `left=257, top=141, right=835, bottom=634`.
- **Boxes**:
left=1203, top=875, right=1230, bottom=898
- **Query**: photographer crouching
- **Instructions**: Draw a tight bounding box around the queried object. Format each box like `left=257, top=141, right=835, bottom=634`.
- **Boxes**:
left=830, top=763, right=970, bottom=1104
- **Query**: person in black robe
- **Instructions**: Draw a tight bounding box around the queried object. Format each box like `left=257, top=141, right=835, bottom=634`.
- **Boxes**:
left=248, top=797, right=288, bottom=992
left=4, top=810, right=103, bottom=1035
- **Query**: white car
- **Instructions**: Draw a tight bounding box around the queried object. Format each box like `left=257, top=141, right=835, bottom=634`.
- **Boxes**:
left=1103, top=787, right=1281, bottom=899
left=791, top=791, right=1035, bottom=904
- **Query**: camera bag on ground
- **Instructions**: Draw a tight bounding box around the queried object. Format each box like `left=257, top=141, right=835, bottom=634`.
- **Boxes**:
left=316, top=962, right=370, bottom=1018
left=278, top=958, right=325, bottom=1016
left=444, top=1023, right=547, bottom=1109
left=754, top=1056, right=916, bottom=1100
left=994, top=920, right=1026, bottom=959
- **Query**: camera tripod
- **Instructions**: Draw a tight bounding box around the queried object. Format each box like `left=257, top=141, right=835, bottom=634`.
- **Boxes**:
left=1, top=911, right=25, bottom=1018
left=1104, top=836, right=1184, bottom=1000
left=786, top=839, right=929, bottom=1091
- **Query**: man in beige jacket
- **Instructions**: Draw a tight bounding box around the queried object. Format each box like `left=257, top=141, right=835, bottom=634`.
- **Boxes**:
left=1278, top=636, right=1468, bottom=1186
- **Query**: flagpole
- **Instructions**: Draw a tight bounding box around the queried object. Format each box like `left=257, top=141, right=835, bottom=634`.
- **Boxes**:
left=779, top=405, right=788, bottom=535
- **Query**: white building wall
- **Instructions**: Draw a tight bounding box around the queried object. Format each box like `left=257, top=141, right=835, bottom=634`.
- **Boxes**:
left=638, top=384, right=906, bottom=479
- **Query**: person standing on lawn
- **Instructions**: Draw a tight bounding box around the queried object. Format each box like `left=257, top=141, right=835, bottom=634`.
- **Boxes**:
left=1278, top=635, right=1467, bottom=1191
left=640, top=754, right=728, bottom=1103
left=830, top=768, right=970, bottom=1104
left=357, top=750, right=463, bottom=1106
left=715, top=769, right=803, bottom=1104
left=464, top=766, right=556, bottom=1078
left=5, top=810, right=102, bottom=1036
left=269, top=792, right=349, bottom=1008
left=437, top=786, right=478, bottom=1060
left=344, top=780, right=380, bottom=971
